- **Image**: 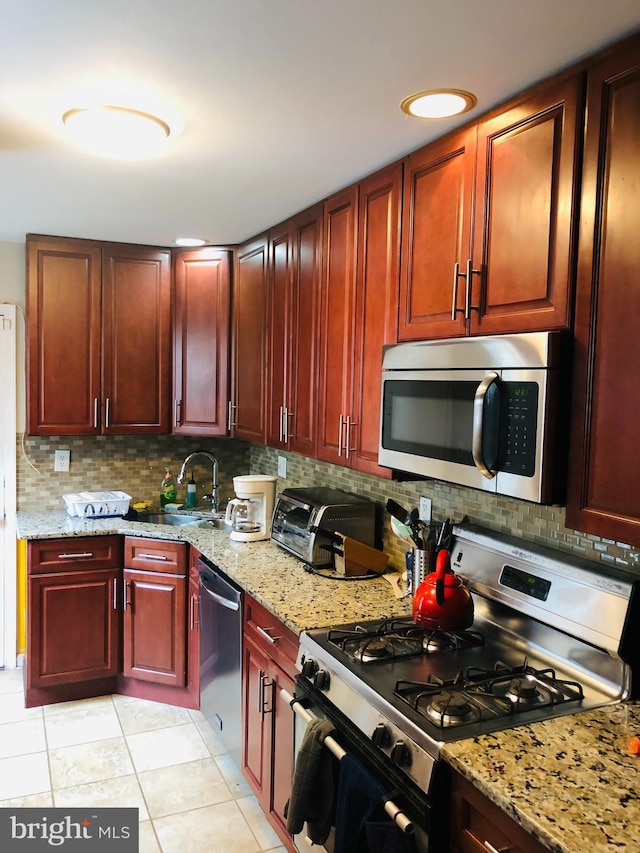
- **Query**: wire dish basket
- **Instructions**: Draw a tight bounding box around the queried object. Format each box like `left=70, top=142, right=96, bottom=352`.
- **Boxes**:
left=63, top=491, right=132, bottom=519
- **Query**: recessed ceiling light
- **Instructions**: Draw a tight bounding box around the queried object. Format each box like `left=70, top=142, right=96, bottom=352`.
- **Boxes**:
left=400, top=89, right=477, bottom=119
left=175, top=237, right=207, bottom=247
left=62, top=105, right=171, bottom=158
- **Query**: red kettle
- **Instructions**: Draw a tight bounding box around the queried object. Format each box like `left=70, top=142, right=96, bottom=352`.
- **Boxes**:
left=412, top=548, right=474, bottom=632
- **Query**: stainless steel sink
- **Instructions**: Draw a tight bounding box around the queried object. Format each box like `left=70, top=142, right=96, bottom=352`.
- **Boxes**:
left=136, top=513, right=226, bottom=529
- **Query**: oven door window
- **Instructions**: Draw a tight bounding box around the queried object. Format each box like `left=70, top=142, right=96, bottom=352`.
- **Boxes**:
left=381, top=379, right=482, bottom=467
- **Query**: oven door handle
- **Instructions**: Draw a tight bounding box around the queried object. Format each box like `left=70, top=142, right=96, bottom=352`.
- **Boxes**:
left=282, top=689, right=414, bottom=837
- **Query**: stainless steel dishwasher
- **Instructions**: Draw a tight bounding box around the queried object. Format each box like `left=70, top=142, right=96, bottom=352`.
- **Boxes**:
left=198, top=555, right=243, bottom=767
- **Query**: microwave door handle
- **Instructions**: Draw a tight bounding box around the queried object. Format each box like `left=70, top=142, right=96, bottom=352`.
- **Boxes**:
left=472, top=372, right=500, bottom=479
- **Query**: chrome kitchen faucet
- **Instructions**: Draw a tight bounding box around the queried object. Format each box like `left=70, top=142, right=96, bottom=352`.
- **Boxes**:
left=177, top=451, right=219, bottom=513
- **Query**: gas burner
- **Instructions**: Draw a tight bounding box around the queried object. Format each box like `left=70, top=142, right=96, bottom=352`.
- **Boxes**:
left=354, top=637, right=394, bottom=663
left=422, top=633, right=457, bottom=654
left=425, top=691, right=480, bottom=727
left=503, top=675, right=550, bottom=708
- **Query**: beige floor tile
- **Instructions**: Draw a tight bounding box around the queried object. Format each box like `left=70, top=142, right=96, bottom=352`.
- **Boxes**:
left=0, top=717, right=46, bottom=759
left=0, top=752, right=50, bottom=799
left=237, top=795, right=283, bottom=850
left=0, top=792, right=54, bottom=808
left=0, top=668, right=24, bottom=694
left=53, top=773, right=149, bottom=820
left=49, top=736, right=134, bottom=790
left=138, top=757, right=232, bottom=819
left=138, top=820, right=161, bottom=853
left=214, top=753, right=253, bottom=798
left=126, top=723, right=210, bottom=773
left=153, top=800, right=260, bottom=853
left=0, top=690, right=43, bottom=725
left=45, top=702, right=123, bottom=749
left=196, top=718, right=228, bottom=756
left=43, top=694, right=116, bottom=717
left=115, top=697, right=192, bottom=735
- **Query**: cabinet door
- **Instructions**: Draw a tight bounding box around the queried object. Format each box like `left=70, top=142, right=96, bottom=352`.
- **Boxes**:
left=566, top=38, right=640, bottom=543
left=266, top=222, right=293, bottom=449
left=122, top=569, right=186, bottom=686
left=471, top=75, right=581, bottom=335
left=186, top=558, right=200, bottom=706
left=351, top=163, right=402, bottom=477
left=242, top=633, right=271, bottom=803
left=28, top=568, right=120, bottom=687
left=398, top=129, right=475, bottom=341
left=269, top=661, right=295, bottom=842
left=26, top=236, right=102, bottom=435
left=102, top=244, right=171, bottom=433
left=173, top=248, right=231, bottom=436
left=233, top=235, right=268, bottom=442
left=317, top=186, right=358, bottom=464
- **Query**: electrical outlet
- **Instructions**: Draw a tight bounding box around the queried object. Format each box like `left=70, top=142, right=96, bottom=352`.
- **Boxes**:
left=277, top=455, right=287, bottom=478
left=54, top=449, right=70, bottom=472
left=419, top=496, right=432, bottom=522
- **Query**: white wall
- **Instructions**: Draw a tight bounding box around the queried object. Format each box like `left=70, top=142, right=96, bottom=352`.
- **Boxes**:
left=0, top=241, right=26, bottom=432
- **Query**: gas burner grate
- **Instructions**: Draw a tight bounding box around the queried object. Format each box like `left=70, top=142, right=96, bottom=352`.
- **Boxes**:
left=394, top=661, right=585, bottom=728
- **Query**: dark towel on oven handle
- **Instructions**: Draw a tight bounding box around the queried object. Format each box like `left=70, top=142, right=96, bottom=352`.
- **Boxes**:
left=284, top=717, right=337, bottom=844
left=334, top=753, right=416, bottom=853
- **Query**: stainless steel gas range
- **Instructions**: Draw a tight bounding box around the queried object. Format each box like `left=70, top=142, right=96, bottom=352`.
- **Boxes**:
left=287, top=520, right=640, bottom=852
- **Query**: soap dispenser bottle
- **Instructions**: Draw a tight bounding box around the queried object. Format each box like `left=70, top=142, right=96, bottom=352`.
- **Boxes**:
left=160, top=468, right=177, bottom=507
left=186, top=472, right=197, bottom=509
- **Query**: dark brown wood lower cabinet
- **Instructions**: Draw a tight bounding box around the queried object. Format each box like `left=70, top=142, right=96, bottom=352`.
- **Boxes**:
left=449, top=771, right=547, bottom=853
left=242, top=595, right=298, bottom=852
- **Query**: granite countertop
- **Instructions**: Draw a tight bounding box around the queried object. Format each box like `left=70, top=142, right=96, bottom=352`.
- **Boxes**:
left=17, top=511, right=640, bottom=852
left=15, top=510, right=413, bottom=635
left=442, top=701, right=640, bottom=853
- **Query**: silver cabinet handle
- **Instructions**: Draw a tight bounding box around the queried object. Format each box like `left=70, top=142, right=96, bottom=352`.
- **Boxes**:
left=483, top=842, right=512, bottom=853
left=137, top=553, right=168, bottom=561
left=59, top=552, right=93, bottom=559
left=284, top=407, right=293, bottom=443
left=279, top=405, right=286, bottom=442
left=472, top=372, right=499, bottom=479
left=464, top=258, right=481, bottom=320
left=345, top=415, right=357, bottom=459
left=227, top=400, right=237, bottom=431
left=338, top=414, right=345, bottom=456
left=257, top=668, right=265, bottom=715
left=190, top=593, right=199, bottom=630
left=123, top=579, right=132, bottom=609
left=112, top=577, right=118, bottom=610
left=451, top=262, right=466, bottom=320
left=93, top=397, right=99, bottom=429
left=175, top=399, right=182, bottom=428
left=105, top=397, right=111, bottom=429
left=255, top=624, right=280, bottom=645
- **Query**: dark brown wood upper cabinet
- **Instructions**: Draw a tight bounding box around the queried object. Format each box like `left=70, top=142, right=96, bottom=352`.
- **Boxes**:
left=567, top=34, right=640, bottom=545
left=27, top=235, right=171, bottom=435
left=173, top=248, right=231, bottom=436
left=399, top=74, right=582, bottom=340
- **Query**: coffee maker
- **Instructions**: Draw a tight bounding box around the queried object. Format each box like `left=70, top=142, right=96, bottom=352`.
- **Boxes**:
left=224, top=475, right=278, bottom=542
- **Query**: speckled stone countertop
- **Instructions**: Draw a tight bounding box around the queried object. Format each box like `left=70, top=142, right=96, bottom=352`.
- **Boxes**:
left=442, top=701, right=640, bottom=853
left=15, top=510, right=412, bottom=635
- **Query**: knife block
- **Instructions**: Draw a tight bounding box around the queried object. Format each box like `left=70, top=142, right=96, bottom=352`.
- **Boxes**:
left=333, top=533, right=388, bottom=576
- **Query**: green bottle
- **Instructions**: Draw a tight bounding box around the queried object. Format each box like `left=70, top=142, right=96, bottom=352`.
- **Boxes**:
left=160, top=468, right=177, bottom=507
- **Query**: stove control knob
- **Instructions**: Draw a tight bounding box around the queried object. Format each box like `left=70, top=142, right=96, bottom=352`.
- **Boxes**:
left=313, top=670, right=330, bottom=691
left=301, top=658, right=318, bottom=679
left=371, top=723, right=391, bottom=748
left=390, top=740, right=411, bottom=767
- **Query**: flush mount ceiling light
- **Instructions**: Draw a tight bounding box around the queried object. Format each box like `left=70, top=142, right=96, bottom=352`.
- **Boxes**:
left=175, top=237, right=207, bottom=247
left=62, top=105, right=171, bottom=158
left=400, top=89, right=477, bottom=119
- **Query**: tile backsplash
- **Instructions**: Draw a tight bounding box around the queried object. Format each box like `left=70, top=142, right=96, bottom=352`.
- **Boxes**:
left=17, top=434, right=639, bottom=575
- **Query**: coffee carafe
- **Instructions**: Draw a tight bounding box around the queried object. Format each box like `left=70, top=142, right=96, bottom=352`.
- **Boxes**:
left=224, top=475, right=277, bottom=542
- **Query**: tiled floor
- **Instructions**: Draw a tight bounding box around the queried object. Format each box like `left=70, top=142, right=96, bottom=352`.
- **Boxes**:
left=0, top=668, right=286, bottom=852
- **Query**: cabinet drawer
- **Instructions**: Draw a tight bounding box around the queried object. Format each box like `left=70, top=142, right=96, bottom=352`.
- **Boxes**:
left=244, top=594, right=298, bottom=671
left=28, top=536, right=122, bottom=575
left=124, top=537, right=187, bottom=575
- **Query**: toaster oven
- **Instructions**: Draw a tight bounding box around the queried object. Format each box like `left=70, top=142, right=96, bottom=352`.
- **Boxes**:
left=270, top=487, right=376, bottom=567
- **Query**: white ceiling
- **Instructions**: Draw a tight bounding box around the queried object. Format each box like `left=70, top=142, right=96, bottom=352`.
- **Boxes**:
left=2, top=0, right=640, bottom=248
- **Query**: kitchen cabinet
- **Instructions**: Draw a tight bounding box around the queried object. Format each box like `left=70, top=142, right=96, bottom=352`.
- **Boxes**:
left=317, top=163, right=402, bottom=476
left=231, top=234, right=269, bottom=443
left=122, top=537, right=187, bottom=688
left=25, top=536, right=122, bottom=708
left=449, top=770, right=547, bottom=853
left=173, top=247, right=231, bottom=436
left=242, top=594, right=298, bottom=852
left=566, top=34, right=640, bottom=545
left=398, top=74, right=581, bottom=340
left=266, top=204, right=323, bottom=455
left=26, top=235, right=171, bottom=435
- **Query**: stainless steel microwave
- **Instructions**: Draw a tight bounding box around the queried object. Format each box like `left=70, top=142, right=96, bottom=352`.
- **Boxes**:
left=378, top=332, right=572, bottom=504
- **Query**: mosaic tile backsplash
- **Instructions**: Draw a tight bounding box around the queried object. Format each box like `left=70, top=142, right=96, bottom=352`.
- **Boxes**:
left=17, top=434, right=639, bottom=575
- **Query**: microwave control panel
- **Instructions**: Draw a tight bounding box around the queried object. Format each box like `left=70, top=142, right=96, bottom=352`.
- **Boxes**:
left=501, top=382, right=538, bottom=477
